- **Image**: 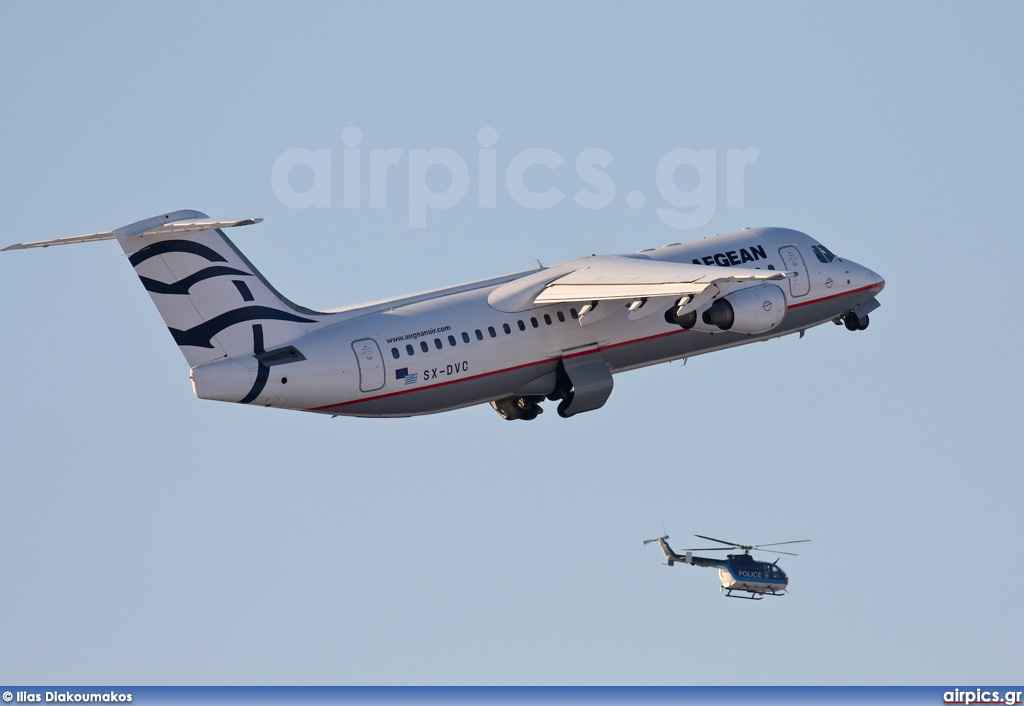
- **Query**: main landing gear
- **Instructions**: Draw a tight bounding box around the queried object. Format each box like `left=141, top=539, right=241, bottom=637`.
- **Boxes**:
left=490, top=353, right=615, bottom=421
left=490, top=396, right=544, bottom=420
left=488, top=387, right=576, bottom=420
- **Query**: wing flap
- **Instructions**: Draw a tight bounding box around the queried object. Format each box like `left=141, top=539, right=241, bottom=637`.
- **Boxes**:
left=535, top=280, right=709, bottom=303
left=533, top=256, right=792, bottom=306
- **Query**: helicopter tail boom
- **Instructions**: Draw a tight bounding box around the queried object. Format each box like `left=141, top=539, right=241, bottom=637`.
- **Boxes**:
left=643, top=535, right=692, bottom=566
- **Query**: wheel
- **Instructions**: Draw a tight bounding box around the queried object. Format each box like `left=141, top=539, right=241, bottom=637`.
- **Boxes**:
left=856, top=314, right=870, bottom=330
left=556, top=393, right=575, bottom=418
left=844, top=313, right=860, bottom=331
left=491, top=397, right=541, bottom=420
left=546, top=386, right=570, bottom=402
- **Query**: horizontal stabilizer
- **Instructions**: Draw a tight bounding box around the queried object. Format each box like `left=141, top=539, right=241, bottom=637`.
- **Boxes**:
left=3, top=218, right=262, bottom=251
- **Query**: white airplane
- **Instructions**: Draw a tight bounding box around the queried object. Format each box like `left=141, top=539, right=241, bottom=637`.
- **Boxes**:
left=4, top=210, right=884, bottom=420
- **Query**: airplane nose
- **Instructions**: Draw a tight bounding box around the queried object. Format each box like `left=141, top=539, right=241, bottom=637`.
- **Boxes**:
left=866, top=267, right=885, bottom=293
left=848, top=260, right=884, bottom=294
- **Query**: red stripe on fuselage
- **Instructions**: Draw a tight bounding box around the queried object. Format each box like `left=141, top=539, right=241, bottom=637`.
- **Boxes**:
left=307, top=282, right=883, bottom=412
left=788, top=281, right=883, bottom=309
left=309, top=355, right=562, bottom=411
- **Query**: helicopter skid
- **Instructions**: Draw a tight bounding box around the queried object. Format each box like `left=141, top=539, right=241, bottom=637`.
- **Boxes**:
left=723, top=585, right=787, bottom=600
left=724, top=590, right=786, bottom=600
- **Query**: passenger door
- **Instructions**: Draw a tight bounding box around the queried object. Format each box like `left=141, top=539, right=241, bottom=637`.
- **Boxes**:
left=778, top=245, right=810, bottom=297
left=352, top=338, right=385, bottom=392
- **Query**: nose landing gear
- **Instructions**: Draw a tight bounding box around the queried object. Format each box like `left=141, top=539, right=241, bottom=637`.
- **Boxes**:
left=843, top=311, right=870, bottom=331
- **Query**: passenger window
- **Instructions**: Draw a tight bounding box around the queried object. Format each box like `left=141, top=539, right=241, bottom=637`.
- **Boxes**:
left=406, top=344, right=414, bottom=356
left=530, top=317, right=539, bottom=328
left=570, top=308, right=579, bottom=319
left=488, top=326, right=497, bottom=338
left=391, top=347, right=400, bottom=359
left=448, top=335, right=457, bottom=347
left=544, top=314, right=552, bottom=325
left=462, top=332, right=470, bottom=343
left=420, top=341, right=428, bottom=353
left=434, top=338, right=443, bottom=350
left=557, top=311, right=566, bottom=323
left=475, top=329, right=483, bottom=341
left=517, top=320, right=526, bottom=331
left=503, top=323, right=511, bottom=334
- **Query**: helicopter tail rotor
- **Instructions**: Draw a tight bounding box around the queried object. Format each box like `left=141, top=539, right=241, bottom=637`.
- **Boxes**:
left=643, top=534, right=691, bottom=566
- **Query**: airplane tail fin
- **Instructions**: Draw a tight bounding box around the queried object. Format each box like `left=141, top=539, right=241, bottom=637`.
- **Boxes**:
left=4, top=210, right=326, bottom=369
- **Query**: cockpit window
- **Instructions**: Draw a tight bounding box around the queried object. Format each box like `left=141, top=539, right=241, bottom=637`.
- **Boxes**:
left=812, top=245, right=837, bottom=263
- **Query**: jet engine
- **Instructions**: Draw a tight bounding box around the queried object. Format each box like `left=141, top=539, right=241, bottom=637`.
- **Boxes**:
left=697, top=283, right=786, bottom=334
left=664, top=307, right=698, bottom=328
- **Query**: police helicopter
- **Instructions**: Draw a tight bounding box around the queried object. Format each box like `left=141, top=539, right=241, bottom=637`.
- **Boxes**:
left=643, top=533, right=811, bottom=599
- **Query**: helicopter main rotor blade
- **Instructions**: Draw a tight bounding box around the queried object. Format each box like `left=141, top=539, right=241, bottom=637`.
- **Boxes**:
left=754, top=539, right=812, bottom=548
left=694, top=534, right=745, bottom=548
left=679, top=546, right=738, bottom=552
left=754, top=549, right=800, bottom=556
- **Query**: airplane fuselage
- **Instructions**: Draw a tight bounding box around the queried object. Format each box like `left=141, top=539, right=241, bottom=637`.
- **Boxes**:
left=190, top=226, right=884, bottom=418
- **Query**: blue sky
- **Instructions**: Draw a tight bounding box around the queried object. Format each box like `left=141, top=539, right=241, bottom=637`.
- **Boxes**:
left=1, top=1, right=1021, bottom=686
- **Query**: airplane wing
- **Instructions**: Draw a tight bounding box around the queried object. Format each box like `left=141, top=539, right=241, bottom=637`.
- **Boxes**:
left=534, top=255, right=790, bottom=304
left=532, top=255, right=793, bottom=323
